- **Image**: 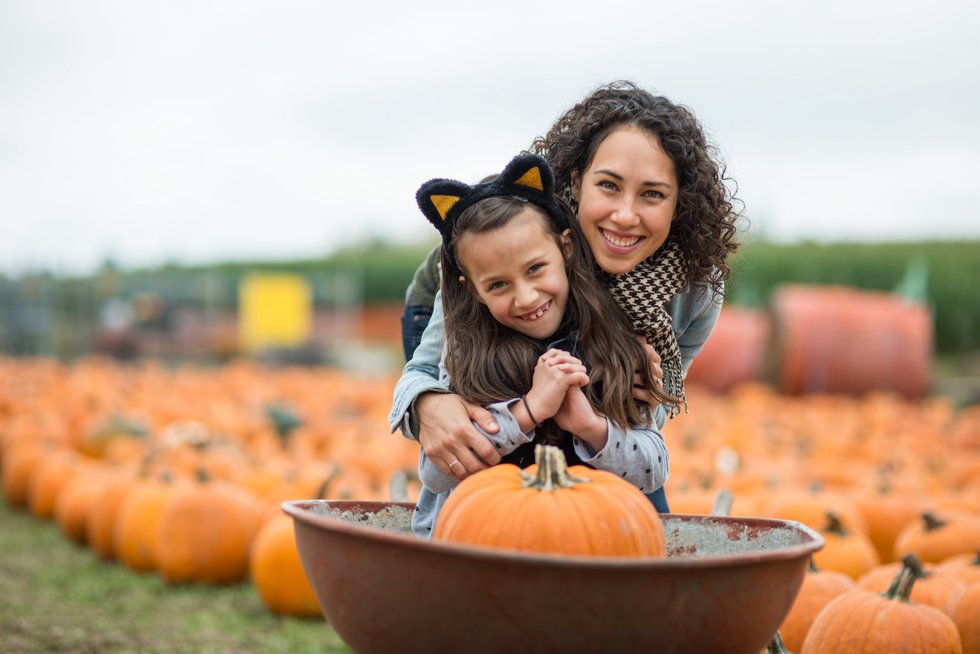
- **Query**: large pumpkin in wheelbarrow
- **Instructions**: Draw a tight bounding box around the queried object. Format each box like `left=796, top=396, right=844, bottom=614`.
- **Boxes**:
left=434, top=444, right=666, bottom=557
left=283, top=446, right=823, bottom=654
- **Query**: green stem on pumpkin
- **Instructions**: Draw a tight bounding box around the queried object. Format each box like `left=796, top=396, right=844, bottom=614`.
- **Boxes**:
left=710, top=489, right=734, bottom=517
left=883, top=554, right=925, bottom=602
left=765, top=631, right=793, bottom=654
left=922, top=512, right=946, bottom=531
left=521, top=445, right=590, bottom=491
left=823, top=511, right=847, bottom=536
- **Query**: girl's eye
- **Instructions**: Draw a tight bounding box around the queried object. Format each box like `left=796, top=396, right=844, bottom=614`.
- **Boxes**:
left=488, top=281, right=506, bottom=291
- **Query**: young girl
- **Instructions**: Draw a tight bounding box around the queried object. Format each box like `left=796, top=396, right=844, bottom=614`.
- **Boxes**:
left=409, top=153, right=669, bottom=536
left=392, top=81, right=740, bottom=513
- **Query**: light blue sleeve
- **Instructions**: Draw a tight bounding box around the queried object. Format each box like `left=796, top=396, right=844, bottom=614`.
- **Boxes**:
left=650, top=281, right=723, bottom=429
left=389, top=290, right=448, bottom=439
left=416, top=398, right=535, bottom=493
left=669, top=282, right=725, bottom=376
left=571, top=418, right=669, bottom=494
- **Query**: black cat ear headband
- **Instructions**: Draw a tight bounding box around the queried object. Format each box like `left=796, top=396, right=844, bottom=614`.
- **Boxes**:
left=415, top=153, right=569, bottom=269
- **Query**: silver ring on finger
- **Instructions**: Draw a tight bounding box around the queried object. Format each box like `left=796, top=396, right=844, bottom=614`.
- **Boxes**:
left=448, top=459, right=460, bottom=469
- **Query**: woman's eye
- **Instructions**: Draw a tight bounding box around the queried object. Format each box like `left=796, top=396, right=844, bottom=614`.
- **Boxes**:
left=528, top=263, right=544, bottom=274
left=643, top=190, right=665, bottom=199
left=599, top=180, right=617, bottom=190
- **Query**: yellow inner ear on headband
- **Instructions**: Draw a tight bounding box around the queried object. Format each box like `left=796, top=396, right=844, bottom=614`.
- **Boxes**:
left=514, top=167, right=544, bottom=191
left=430, top=195, right=460, bottom=220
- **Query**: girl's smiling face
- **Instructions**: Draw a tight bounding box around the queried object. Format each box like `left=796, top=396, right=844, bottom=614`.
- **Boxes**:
left=573, top=125, right=679, bottom=275
left=456, top=207, right=571, bottom=341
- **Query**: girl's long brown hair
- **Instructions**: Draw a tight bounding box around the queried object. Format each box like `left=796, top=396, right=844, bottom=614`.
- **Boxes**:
left=442, top=196, right=660, bottom=428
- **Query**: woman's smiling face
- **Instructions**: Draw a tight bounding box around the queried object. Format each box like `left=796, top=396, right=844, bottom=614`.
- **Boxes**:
left=573, top=125, right=678, bottom=275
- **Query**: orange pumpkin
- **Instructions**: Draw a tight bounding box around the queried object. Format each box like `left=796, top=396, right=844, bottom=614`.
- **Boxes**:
left=114, top=473, right=181, bottom=572
left=778, top=561, right=855, bottom=653
left=434, top=445, right=666, bottom=558
left=855, top=490, right=925, bottom=563
left=766, top=490, right=869, bottom=536
left=27, top=448, right=90, bottom=519
left=895, top=511, right=980, bottom=564
left=811, top=512, right=880, bottom=579
left=53, top=468, right=113, bottom=544
left=800, top=555, right=962, bottom=653
left=856, top=560, right=967, bottom=617
left=952, top=583, right=980, bottom=654
left=156, top=471, right=262, bottom=584
left=937, top=550, right=980, bottom=587
left=86, top=469, right=139, bottom=560
left=2, top=441, right=51, bottom=507
left=249, top=514, right=323, bottom=617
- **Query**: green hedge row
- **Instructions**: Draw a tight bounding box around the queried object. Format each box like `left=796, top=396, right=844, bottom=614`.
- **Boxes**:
left=130, top=239, right=980, bottom=354
left=7, top=239, right=974, bottom=355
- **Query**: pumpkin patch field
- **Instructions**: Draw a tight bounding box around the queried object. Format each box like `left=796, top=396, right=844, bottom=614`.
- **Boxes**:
left=2, top=356, right=979, bottom=653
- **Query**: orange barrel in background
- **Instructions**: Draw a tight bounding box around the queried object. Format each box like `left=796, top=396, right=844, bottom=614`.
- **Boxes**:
left=686, top=306, right=772, bottom=392
left=771, top=285, right=933, bottom=398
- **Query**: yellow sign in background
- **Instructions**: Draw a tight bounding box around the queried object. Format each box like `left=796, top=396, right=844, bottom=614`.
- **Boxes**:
left=238, top=274, right=312, bottom=353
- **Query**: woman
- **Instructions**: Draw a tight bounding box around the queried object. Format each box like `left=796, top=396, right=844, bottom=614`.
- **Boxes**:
left=390, top=80, right=741, bottom=512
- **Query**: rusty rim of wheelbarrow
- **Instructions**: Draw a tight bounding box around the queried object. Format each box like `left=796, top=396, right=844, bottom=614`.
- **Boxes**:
left=282, top=500, right=824, bottom=570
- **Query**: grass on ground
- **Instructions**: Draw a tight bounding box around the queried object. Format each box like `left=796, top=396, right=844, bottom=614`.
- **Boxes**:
left=0, top=497, right=351, bottom=654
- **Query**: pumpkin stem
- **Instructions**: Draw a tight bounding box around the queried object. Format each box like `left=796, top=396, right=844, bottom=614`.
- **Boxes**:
left=521, top=445, right=590, bottom=491
left=315, top=464, right=342, bottom=499
left=822, top=511, right=847, bottom=536
left=808, top=557, right=820, bottom=573
left=973, top=549, right=980, bottom=566
left=884, top=554, right=925, bottom=602
left=922, top=512, right=946, bottom=531
left=710, top=489, right=734, bottom=517
left=765, top=631, right=793, bottom=654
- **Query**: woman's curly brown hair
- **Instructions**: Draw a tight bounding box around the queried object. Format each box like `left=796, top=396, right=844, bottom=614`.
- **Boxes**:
left=530, top=80, right=742, bottom=292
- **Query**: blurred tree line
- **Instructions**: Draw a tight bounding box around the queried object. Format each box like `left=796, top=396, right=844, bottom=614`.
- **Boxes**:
left=0, top=239, right=977, bottom=359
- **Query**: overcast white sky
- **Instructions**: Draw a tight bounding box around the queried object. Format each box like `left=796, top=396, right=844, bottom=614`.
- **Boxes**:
left=2, top=0, right=978, bottom=275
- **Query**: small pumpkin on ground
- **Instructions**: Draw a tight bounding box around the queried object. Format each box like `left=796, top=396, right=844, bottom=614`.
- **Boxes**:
left=778, top=559, right=855, bottom=653
left=250, top=514, right=323, bottom=617
left=114, top=472, right=181, bottom=572
left=895, top=512, right=980, bottom=564
left=937, top=549, right=980, bottom=587
left=811, top=512, right=880, bottom=579
left=86, top=469, right=140, bottom=560
left=434, top=444, right=666, bottom=558
left=952, top=583, right=980, bottom=654
left=800, top=554, right=962, bottom=654
left=53, top=468, right=114, bottom=544
left=855, top=486, right=925, bottom=563
left=157, top=469, right=262, bottom=585
left=856, top=559, right=967, bottom=617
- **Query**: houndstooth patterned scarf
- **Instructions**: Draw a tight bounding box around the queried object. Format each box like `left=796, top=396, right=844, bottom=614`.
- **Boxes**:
left=601, top=238, right=688, bottom=418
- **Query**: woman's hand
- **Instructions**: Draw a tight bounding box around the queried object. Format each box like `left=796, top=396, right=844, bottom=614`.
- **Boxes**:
left=553, top=385, right=607, bottom=450
left=416, top=392, right=501, bottom=479
left=632, top=341, right=664, bottom=406
left=521, top=349, right=590, bottom=429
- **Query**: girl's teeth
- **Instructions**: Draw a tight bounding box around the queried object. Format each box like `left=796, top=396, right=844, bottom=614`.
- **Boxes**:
left=521, top=302, right=549, bottom=321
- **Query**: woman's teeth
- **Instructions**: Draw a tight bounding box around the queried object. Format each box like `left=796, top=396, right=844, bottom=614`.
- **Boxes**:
left=602, top=229, right=641, bottom=248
